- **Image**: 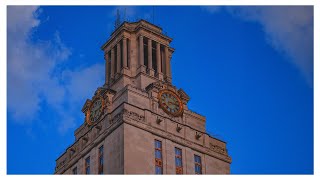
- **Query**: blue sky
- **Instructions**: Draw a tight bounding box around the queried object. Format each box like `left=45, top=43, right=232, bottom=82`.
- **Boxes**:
left=7, top=6, right=313, bottom=174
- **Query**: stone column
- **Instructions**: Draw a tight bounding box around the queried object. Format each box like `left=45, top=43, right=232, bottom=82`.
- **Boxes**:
left=168, top=54, right=172, bottom=77
left=162, top=50, right=166, bottom=76
left=111, top=48, right=115, bottom=80
left=156, top=42, right=161, bottom=74
left=164, top=46, right=171, bottom=83
left=116, top=43, right=121, bottom=75
left=156, top=42, right=163, bottom=80
left=139, top=35, right=144, bottom=67
left=147, top=39, right=154, bottom=76
left=122, top=38, right=128, bottom=68
left=104, top=52, right=109, bottom=85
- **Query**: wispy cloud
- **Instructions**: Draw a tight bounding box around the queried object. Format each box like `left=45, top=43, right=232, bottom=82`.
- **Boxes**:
left=203, top=6, right=314, bottom=86
left=7, top=6, right=104, bottom=134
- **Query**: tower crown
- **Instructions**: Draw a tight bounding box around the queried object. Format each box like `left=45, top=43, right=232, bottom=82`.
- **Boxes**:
left=101, top=20, right=175, bottom=92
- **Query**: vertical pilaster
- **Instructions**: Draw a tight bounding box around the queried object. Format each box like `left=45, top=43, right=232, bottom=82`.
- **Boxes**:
left=139, top=36, right=144, bottom=67
left=122, top=38, right=128, bottom=68
left=164, top=46, right=171, bottom=83
left=148, top=39, right=152, bottom=70
left=147, top=39, right=154, bottom=76
left=156, top=42, right=163, bottom=80
left=104, top=52, right=109, bottom=85
left=168, top=53, right=172, bottom=77
left=117, top=43, right=121, bottom=74
left=156, top=43, right=161, bottom=74
left=111, top=48, right=115, bottom=80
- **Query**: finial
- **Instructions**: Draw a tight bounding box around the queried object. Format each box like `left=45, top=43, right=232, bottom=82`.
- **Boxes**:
left=114, top=9, right=121, bottom=29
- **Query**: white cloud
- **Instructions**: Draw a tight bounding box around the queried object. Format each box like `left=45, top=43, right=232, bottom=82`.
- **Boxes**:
left=62, top=63, right=105, bottom=104
left=7, top=6, right=40, bottom=41
left=7, top=6, right=105, bottom=134
left=203, top=6, right=314, bottom=86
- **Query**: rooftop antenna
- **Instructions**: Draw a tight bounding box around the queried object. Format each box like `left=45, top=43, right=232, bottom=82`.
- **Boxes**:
left=124, top=8, right=127, bottom=22
left=114, top=9, right=121, bottom=29
left=152, top=6, right=155, bottom=24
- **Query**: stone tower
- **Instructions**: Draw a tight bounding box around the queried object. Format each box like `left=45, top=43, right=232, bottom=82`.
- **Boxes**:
left=54, top=20, right=232, bottom=174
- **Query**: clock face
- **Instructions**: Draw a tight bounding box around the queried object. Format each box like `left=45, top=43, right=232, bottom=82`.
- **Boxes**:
left=158, top=90, right=183, bottom=116
left=89, top=98, right=102, bottom=124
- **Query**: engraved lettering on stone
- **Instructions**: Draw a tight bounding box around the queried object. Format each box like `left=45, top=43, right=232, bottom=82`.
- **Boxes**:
left=123, top=109, right=145, bottom=122
left=209, top=143, right=227, bottom=155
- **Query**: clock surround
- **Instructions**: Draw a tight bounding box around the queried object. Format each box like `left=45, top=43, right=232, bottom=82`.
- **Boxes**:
left=85, top=96, right=105, bottom=126
left=158, top=89, right=183, bottom=117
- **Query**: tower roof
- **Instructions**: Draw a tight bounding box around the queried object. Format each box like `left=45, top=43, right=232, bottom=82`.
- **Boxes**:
left=101, top=19, right=172, bottom=51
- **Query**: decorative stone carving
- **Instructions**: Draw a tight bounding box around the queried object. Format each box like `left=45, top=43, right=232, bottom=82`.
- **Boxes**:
left=81, top=87, right=116, bottom=126
left=145, top=81, right=164, bottom=92
left=209, top=143, right=228, bottom=155
left=95, top=124, right=102, bottom=131
left=123, top=109, right=145, bottom=122
left=195, top=132, right=202, bottom=140
left=176, top=124, right=182, bottom=132
left=178, top=88, right=190, bottom=104
left=156, top=117, right=163, bottom=124
left=110, top=111, right=123, bottom=124
left=70, top=147, right=76, bottom=153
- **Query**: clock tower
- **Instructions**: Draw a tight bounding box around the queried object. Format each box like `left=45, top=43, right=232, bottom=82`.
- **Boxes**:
left=55, top=20, right=232, bottom=174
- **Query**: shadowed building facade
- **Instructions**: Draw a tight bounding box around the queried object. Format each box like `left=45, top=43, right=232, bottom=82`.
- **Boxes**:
left=54, top=20, right=232, bottom=174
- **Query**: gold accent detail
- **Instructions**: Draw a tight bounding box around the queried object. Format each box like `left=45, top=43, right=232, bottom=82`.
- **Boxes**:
left=158, top=89, right=183, bottom=117
left=85, top=95, right=105, bottom=126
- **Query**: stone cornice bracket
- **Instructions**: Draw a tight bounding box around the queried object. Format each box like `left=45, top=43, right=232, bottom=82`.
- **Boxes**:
left=95, top=124, right=102, bottom=131
left=176, top=124, right=182, bottom=132
left=82, top=135, right=88, bottom=143
left=178, top=88, right=190, bottom=105
left=69, top=147, right=75, bottom=154
left=156, top=117, right=163, bottom=124
left=102, top=88, right=116, bottom=107
left=195, top=132, right=202, bottom=140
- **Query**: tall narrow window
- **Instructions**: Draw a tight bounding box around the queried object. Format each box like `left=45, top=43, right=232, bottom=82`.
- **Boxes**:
left=154, top=140, right=163, bottom=174
left=175, top=148, right=183, bottom=174
left=85, top=156, right=90, bottom=174
left=98, top=146, right=104, bottom=174
left=194, top=155, right=202, bottom=174
left=72, top=167, right=77, bottom=174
